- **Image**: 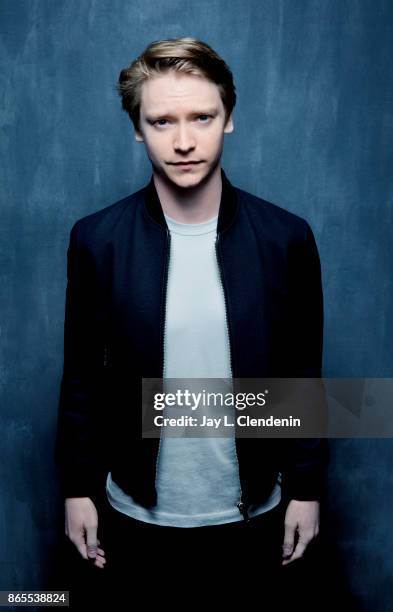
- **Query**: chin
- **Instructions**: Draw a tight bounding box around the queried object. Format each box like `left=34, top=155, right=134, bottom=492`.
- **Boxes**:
left=176, top=176, right=203, bottom=189
left=155, top=162, right=215, bottom=190
left=167, top=170, right=207, bottom=190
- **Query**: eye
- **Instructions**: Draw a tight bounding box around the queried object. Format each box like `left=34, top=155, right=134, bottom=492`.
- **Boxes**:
left=198, top=114, right=211, bottom=122
left=153, top=119, right=169, bottom=127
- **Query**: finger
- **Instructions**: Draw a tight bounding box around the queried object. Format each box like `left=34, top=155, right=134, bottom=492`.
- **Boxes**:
left=282, top=522, right=296, bottom=558
left=282, top=538, right=308, bottom=565
left=94, top=561, right=106, bottom=569
left=97, top=547, right=106, bottom=556
left=94, top=554, right=107, bottom=569
left=86, top=525, right=98, bottom=559
left=71, top=534, right=89, bottom=560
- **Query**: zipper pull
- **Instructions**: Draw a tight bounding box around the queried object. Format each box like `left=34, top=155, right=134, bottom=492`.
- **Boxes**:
left=103, top=344, right=108, bottom=368
left=237, top=500, right=250, bottom=523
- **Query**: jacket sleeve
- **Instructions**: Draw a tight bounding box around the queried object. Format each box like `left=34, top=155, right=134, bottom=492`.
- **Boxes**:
left=54, top=221, right=107, bottom=500
left=280, top=220, right=329, bottom=502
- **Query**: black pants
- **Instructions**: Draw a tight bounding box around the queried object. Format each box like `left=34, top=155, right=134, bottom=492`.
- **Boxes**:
left=60, top=495, right=353, bottom=610
left=65, top=495, right=300, bottom=609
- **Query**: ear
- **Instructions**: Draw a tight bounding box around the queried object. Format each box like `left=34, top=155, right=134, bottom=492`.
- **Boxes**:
left=135, top=128, right=144, bottom=142
left=224, top=114, right=234, bottom=134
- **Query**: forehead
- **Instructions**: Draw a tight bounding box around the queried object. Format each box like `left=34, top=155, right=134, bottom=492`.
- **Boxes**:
left=139, top=71, right=223, bottom=114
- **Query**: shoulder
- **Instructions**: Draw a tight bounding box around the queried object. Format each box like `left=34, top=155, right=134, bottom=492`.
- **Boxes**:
left=68, top=186, right=145, bottom=248
left=234, top=185, right=314, bottom=244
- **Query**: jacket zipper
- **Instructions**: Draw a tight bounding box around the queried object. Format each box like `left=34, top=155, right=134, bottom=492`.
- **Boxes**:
left=155, top=227, right=172, bottom=483
left=151, top=227, right=249, bottom=521
left=215, top=233, right=250, bottom=523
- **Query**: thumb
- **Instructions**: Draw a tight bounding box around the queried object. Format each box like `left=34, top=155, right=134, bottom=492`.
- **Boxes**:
left=282, top=523, right=296, bottom=557
left=86, top=526, right=98, bottom=559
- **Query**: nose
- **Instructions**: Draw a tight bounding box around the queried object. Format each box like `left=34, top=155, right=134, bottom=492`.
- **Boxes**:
left=173, top=122, right=196, bottom=154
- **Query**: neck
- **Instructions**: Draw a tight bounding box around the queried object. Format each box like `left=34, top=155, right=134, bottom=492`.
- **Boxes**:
left=152, top=164, right=222, bottom=224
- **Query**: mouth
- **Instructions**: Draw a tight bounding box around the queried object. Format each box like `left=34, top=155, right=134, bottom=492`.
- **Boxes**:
left=169, top=161, right=203, bottom=167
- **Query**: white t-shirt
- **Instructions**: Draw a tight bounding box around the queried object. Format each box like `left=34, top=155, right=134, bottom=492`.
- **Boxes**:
left=106, top=212, right=281, bottom=526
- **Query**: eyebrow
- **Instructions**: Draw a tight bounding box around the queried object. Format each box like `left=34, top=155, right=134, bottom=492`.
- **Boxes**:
left=144, top=108, right=219, bottom=122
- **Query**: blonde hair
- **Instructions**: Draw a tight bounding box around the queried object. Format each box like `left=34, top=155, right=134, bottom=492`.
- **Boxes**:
left=116, top=37, right=236, bottom=129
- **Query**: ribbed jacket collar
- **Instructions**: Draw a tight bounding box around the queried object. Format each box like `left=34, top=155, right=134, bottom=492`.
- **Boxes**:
left=143, top=167, right=239, bottom=235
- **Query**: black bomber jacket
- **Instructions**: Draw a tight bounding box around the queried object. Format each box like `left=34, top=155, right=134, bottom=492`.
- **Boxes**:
left=54, top=168, right=329, bottom=519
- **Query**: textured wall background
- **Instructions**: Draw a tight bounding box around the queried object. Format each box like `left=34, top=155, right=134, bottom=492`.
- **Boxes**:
left=1, top=1, right=392, bottom=608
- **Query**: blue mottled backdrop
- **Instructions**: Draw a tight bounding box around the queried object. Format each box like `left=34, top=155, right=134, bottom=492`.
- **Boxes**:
left=1, top=1, right=392, bottom=609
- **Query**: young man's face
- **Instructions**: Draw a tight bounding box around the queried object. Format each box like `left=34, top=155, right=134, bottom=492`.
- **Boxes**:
left=135, top=70, right=233, bottom=189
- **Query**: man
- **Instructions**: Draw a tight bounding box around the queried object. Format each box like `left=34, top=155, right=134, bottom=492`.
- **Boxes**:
left=55, top=37, right=328, bottom=601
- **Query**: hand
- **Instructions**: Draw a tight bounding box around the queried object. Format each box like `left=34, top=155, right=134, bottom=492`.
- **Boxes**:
left=281, top=499, right=319, bottom=566
left=65, top=497, right=106, bottom=569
